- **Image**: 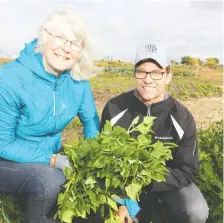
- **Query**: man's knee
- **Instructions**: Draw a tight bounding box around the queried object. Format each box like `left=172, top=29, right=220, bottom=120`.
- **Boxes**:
left=187, top=199, right=209, bottom=223
left=182, top=184, right=209, bottom=223
left=156, top=183, right=209, bottom=223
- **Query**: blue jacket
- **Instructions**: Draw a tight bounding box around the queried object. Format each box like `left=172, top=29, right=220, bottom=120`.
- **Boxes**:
left=0, top=39, right=100, bottom=164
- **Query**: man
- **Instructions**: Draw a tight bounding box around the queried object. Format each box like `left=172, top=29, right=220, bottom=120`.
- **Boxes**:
left=100, top=43, right=209, bottom=223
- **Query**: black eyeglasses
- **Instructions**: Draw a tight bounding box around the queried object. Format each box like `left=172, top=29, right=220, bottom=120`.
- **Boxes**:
left=135, top=69, right=166, bottom=80
left=44, top=29, right=83, bottom=52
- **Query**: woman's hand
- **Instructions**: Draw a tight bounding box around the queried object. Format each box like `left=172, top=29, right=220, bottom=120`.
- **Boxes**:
left=50, top=154, right=71, bottom=171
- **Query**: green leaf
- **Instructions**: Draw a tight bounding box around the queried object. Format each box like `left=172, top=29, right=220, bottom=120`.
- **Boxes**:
left=111, top=177, right=120, bottom=188
left=163, top=142, right=178, bottom=149
left=61, top=209, right=73, bottom=223
left=125, top=183, right=142, bottom=200
left=137, top=135, right=149, bottom=144
left=139, top=149, right=150, bottom=159
left=128, top=159, right=137, bottom=165
left=204, top=162, right=215, bottom=178
left=88, top=139, right=100, bottom=149
left=211, top=179, right=222, bottom=189
left=143, top=116, right=157, bottom=124
left=100, top=205, right=105, bottom=218
left=85, top=176, right=96, bottom=186
left=88, top=191, right=97, bottom=205
left=151, top=174, right=166, bottom=182
left=2, top=207, right=12, bottom=223
left=132, top=116, right=140, bottom=126
left=106, top=178, right=111, bottom=188
left=99, top=194, right=107, bottom=203
left=107, top=197, right=118, bottom=211
left=64, top=166, right=73, bottom=178
left=128, top=116, right=140, bottom=132
left=150, top=149, right=163, bottom=159
left=103, top=120, right=112, bottom=133
left=136, top=124, right=149, bottom=135
left=113, top=126, right=127, bottom=136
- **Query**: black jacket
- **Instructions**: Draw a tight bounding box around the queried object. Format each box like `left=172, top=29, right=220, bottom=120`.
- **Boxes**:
left=100, top=90, right=199, bottom=192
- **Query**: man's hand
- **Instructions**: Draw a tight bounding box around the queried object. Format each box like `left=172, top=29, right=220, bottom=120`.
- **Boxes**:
left=117, top=206, right=132, bottom=223
left=54, top=154, right=71, bottom=171
left=115, top=198, right=140, bottom=219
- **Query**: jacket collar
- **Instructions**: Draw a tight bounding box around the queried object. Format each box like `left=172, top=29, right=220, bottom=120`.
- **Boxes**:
left=132, top=89, right=172, bottom=114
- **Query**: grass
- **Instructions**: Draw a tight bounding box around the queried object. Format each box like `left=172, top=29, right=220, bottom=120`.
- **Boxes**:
left=90, top=76, right=135, bottom=94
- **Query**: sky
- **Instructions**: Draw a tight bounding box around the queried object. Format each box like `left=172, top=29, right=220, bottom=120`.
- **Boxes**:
left=0, top=0, right=223, bottom=63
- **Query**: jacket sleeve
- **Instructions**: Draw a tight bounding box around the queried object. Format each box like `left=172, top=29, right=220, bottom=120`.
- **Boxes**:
left=78, top=81, right=100, bottom=138
left=150, top=116, right=199, bottom=192
left=0, top=83, right=48, bottom=163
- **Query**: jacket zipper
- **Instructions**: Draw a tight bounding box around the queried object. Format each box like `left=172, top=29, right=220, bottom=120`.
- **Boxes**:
left=53, top=91, right=56, bottom=115
left=147, top=106, right=151, bottom=116
left=53, top=79, right=58, bottom=116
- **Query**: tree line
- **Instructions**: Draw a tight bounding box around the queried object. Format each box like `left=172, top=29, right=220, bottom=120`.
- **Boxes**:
left=172, top=56, right=220, bottom=66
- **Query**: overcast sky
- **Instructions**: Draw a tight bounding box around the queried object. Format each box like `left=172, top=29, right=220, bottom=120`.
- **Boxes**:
left=0, top=0, right=223, bottom=63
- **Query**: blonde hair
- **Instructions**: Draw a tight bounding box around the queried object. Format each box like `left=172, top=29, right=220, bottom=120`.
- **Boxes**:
left=35, top=8, right=93, bottom=81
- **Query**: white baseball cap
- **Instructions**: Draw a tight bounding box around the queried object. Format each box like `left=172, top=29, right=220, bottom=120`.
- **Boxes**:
left=135, top=42, right=170, bottom=68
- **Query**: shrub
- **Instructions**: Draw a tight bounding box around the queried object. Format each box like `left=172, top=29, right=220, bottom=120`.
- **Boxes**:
left=197, top=120, right=223, bottom=223
left=173, top=70, right=195, bottom=76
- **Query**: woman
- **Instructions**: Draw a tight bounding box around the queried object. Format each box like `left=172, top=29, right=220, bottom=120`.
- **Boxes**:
left=0, top=9, right=99, bottom=223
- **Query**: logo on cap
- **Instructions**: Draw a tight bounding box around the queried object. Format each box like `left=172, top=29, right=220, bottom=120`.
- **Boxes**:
left=145, top=44, right=157, bottom=53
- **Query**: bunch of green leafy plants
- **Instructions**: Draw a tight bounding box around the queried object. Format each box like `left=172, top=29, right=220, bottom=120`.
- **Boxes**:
left=197, top=120, right=223, bottom=223
left=56, top=116, right=177, bottom=223
left=1, top=120, right=222, bottom=222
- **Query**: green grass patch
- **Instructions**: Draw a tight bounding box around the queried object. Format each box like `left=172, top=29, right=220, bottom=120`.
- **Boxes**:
left=173, top=70, right=195, bottom=77
left=90, top=76, right=135, bottom=94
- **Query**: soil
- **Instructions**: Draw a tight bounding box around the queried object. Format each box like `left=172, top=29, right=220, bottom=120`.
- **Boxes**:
left=180, top=96, right=223, bottom=129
